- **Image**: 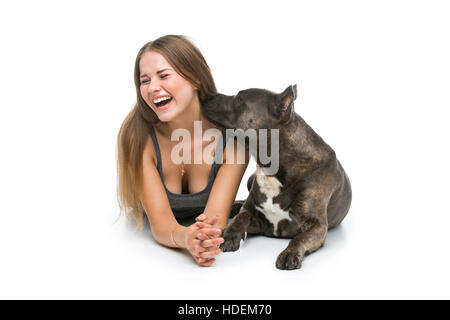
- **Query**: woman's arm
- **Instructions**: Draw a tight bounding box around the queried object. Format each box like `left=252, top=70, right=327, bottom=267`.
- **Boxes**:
left=141, top=137, right=185, bottom=248
left=202, top=138, right=250, bottom=230
left=141, top=136, right=222, bottom=265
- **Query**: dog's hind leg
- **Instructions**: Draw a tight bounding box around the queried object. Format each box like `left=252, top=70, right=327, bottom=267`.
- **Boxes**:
left=221, top=209, right=260, bottom=252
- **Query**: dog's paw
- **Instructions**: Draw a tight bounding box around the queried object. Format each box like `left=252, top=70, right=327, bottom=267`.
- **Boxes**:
left=220, top=228, right=245, bottom=252
left=276, top=250, right=304, bottom=270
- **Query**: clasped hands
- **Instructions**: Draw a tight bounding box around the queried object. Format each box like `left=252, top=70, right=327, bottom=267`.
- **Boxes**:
left=184, top=214, right=224, bottom=267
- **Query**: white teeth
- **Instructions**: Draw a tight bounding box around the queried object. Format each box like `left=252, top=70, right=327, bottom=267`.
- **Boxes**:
left=152, top=96, right=172, bottom=104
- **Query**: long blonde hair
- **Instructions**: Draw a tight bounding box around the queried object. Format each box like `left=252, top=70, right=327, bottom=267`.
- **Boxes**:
left=117, top=35, right=217, bottom=230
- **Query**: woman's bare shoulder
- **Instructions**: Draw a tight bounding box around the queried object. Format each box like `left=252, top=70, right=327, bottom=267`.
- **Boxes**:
left=143, top=128, right=158, bottom=167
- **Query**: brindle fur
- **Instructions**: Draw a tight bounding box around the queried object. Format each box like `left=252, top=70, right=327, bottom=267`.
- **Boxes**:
left=202, top=85, right=352, bottom=270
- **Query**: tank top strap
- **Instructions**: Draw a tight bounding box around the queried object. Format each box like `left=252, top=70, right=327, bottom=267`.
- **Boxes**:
left=149, top=125, right=163, bottom=173
left=149, top=125, right=228, bottom=172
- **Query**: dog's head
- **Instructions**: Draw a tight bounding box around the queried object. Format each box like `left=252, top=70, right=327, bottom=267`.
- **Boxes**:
left=202, top=85, right=297, bottom=131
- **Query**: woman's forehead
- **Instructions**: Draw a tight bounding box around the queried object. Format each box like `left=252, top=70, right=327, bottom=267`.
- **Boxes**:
left=139, top=51, right=172, bottom=75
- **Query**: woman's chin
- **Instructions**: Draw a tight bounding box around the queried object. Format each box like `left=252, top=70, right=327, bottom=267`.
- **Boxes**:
left=152, top=105, right=174, bottom=122
left=156, top=110, right=177, bottom=122
left=156, top=115, right=171, bottom=122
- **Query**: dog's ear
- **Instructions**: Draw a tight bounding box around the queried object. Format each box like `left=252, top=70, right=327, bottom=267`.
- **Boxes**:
left=274, top=84, right=297, bottom=123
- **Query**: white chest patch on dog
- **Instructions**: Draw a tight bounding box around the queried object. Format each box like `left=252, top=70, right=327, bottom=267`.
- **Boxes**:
left=254, top=166, right=292, bottom=236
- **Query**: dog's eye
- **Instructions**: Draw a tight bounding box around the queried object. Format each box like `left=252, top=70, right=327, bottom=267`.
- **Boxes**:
left=236, top=96, right=244, bottom=105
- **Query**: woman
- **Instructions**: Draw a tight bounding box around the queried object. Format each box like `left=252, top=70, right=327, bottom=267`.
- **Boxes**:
left=117, top=35, right=249, bottom=267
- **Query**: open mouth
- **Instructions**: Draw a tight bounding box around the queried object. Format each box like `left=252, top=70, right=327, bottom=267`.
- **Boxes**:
left=153, top=96, right=173, bottom=109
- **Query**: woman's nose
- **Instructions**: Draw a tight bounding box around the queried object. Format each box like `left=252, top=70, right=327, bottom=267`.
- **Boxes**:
left=148, top=79, right=161, bottom=93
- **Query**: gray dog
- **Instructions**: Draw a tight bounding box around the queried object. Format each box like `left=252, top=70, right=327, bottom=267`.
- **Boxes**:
left=202, top=85, right=352, bottom=270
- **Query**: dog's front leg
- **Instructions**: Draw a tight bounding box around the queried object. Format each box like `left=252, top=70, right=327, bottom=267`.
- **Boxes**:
left=221, top=209, right=258, bottom=252
left=276, top=211, right=328, bottom=270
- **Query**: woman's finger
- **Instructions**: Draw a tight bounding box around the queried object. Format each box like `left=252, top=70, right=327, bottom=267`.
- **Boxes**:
left=195, top=255, right=216, bottom=265
left=198, top=227, right=222, bottom=237
left=195, top=223, right=222, bottom=236
left=195, top=220, right=217, bottom=229
left=201, top=237, right=224, bottom=248
left=199, top=258, right=216, bottom=267
left=195, top=243, right=206, bottom=255
left=199, top=248, right=222, bottom=259
left=188, top=240, right=206, bottom=257
left=195, top=214, right=207, bottom=222
left=195, top=215, right=219, bottom=227
left=195, top=221, right=209, bottom=229
left=196, top=232, right=208, bottom=241
left=195, top=256, right=205, bottom=263
left=204, top=215, right=219, bottom=226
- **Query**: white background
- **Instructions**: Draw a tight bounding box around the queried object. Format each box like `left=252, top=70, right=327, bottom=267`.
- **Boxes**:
left=1, top=0, right=449, bottom=299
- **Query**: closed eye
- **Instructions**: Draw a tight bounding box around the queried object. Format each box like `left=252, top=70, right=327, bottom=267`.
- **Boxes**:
left=140, top=74, right=168, bottom=85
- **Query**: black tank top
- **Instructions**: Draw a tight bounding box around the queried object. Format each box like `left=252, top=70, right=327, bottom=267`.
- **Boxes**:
left=149, top=125, right=243, bottom=219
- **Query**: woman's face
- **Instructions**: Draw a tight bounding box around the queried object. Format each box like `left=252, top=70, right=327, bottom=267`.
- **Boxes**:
left=139, top=51, right=198, bottom=122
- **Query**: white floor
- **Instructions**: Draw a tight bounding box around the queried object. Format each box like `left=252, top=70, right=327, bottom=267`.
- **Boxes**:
left=103, top=177, right=450, bottom=300
left=3, top=159, right=448, bottom=300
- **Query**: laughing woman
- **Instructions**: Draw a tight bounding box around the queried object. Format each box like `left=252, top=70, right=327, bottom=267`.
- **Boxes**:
left=117, top=35, right=249, bottom=267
